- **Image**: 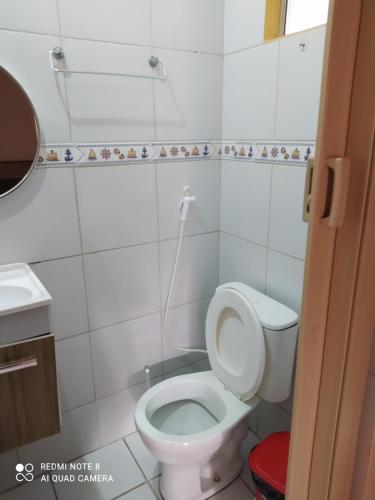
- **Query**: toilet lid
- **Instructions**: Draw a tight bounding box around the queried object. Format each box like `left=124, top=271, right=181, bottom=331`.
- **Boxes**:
left=205, top=287, right=265, bottom=400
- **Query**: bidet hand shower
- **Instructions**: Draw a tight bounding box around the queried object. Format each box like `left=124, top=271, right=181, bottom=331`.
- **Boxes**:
left=179, top=185, right=196, bottom=222
left=162, top=186, right=207, bottom=355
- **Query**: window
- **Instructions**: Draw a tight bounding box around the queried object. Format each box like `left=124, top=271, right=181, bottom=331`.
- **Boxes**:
left=264, top=0, right=329, bottom=41
left=285, top=0, right=329, bottom=35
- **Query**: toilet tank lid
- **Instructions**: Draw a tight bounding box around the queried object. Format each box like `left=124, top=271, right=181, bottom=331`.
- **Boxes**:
left=216, top=283, right=298, bottom=331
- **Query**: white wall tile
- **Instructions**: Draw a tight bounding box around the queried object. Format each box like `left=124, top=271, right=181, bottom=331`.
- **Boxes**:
left=0, top=450, right=17, bottom=493
left=266, top=250, right=305, bottom=313
left=32, top=257, right=89, bottom=340
left=257, top=400, right=292, bottom=439
left=221, top=161, right=271, bottom=245
left=0, top=169, right=81, bottom=264
left=63, top=39, right=155, bottom=143
left=0, top=0, right=59, bottom=35
left=154, top=50, right=222, bottom=140
left=269, top=165, right=308, bottom=259
left=76, top=165, right=158, bottom=253
left=19, top=403, right=100, bottom=472
left=125, top=432, right=160, bottom=480
left=157, top=160, right=221, bottom=240
left=160, top=233, right=219, bottom=308
left=162, top=299, right=209, bottom=370
left=219, top=233, right=267, bottom=293
left=55, top=333, right=95, bottom=412
left=0, top=31, right=70, bottom=143
left=222, top=42, right=279, bottom=139
left=54, top=440, right=144, bottom=500
left=84, top=243, right=160, bottom=329
left=96, top=383, right=148, bottom=445
left=91, top=313, right=162, bottom=399
left=275, top=26, right=325, bottom=140
left=224, top=0, right=265, bottom=54
left=58, top=0, right=151, bottom=46
left=152, top=0, right=224, bottom=54
left=0, top=478, right=55, bottom=500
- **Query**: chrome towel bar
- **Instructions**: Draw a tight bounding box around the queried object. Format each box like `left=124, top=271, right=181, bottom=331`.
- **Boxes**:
left=49, top=46, right=168, bottom=80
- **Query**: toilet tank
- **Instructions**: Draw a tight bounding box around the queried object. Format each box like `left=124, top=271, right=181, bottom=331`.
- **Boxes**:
left=221, top=283, right=299, bottom=403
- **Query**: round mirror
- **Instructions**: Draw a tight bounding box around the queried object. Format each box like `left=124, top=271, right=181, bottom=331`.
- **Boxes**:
left=0, top=67, right=39, bottom=198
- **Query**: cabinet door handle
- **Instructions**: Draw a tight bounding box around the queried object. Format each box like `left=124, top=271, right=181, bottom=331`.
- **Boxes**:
left=0, top=356, right=38, bottom=375
left=321, top=157, right=351, bottom=227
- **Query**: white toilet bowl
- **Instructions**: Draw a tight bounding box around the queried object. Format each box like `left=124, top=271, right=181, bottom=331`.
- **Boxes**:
left=135, top=283, right=298, bottom=500
left=135, top=370, right=259, bottom=500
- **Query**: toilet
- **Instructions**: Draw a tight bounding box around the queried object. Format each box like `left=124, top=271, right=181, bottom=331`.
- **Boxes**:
left=135, top=282, right=298, bottom=500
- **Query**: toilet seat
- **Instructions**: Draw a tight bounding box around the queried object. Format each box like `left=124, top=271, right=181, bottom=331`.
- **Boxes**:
left=206, top=286, right=265, bottom=401
left=135, top=371, right=258, bottom=451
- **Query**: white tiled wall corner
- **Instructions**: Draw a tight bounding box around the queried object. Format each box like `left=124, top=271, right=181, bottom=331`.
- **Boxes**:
left=63, top=39, right=155, bottom=143
left=222, top=41, right=279, bottom=139
left=219, top=233, right=267, bottom=293
left=0, top=31, right=70, bottom=143
left=162, top=299, right=210, bottom=371
left=266, top=250, right=305, bottom=314
left=91, top=313, right=162, bottom=399
left=275, top=26, right=326, bottom=141
left=58, top=0, right=151, bottom=46
left=221, top=161, right=272, bottom=246
left=154, top=50, right=222, bottom=140
left=256, top=400, right=292, bottom=439
left=32, top=256, right=89, bottom=340
left=19, top=403, right=100, bottom=473
left=160, top=232, right=219, bottom=308
left=269, top=165, right=308, bottom=260
left=53, top=440, right=144, bottom=500
left=0, top=450, right=18, bottom=493
left=55, top=333, right=95, bottom=412
left=224, top=0, right=266, bottom=54
left=152, top=0, right=224, bottom=54
left=157, top=160, right=221, bottom=240
left=84, top=243, right=160, bottom=330
left=76, top=164, right=158, bottom=253
left=0, top=168, right=81, bottom=264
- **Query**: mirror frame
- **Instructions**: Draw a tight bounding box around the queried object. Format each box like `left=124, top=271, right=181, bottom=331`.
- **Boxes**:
left=0, top=65, right=40, bottom=199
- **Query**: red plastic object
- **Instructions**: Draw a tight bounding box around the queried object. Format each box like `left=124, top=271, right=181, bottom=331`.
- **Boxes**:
left=248, top=431, right=290, bottom=495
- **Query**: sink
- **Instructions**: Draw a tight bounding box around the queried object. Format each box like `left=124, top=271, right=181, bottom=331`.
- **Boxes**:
left=0, top=263, right=52, bottom=317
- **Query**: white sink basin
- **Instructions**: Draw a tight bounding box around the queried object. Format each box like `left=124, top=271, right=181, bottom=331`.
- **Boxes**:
left=0, top=263, right=52, bottom=317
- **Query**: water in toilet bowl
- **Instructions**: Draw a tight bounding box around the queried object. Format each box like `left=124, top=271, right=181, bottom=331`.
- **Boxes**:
left=150, top=399, right=219, bottom=436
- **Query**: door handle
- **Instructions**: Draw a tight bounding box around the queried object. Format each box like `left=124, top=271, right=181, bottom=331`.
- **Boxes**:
left=303, top=157, right=314, bottom=222
left=0, top=356, right=38, bottom=375
left=321, top=157, right=351, bottom=228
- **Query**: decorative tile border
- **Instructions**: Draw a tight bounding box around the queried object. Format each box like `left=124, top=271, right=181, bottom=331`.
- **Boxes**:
left=38, top=140, right=314, bottom=168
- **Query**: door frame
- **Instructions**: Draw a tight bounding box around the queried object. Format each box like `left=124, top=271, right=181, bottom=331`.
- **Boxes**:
left=286, top=0, right=375, bottom=498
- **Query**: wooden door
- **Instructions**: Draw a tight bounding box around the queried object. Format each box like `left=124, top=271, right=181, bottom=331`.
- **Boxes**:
left=287, top=0, right=375, bottom=498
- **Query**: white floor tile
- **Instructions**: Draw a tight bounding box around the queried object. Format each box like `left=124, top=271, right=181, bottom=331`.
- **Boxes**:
left=210, top=478, right=254, bottom=499
left=125, top=433, right=160, bottom=480
left=0, top=477, right=55, bottom=500
left=149, top=477, right=162, bottom=500
left=117, top=483, right=156, bottom=499
left=53, top=440, right=144, bottom=500
left=0, top=450, right=18, bottom=492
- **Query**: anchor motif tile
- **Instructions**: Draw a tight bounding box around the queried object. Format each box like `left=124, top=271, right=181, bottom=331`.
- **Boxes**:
left=37, top=140, right=314, bottom=168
